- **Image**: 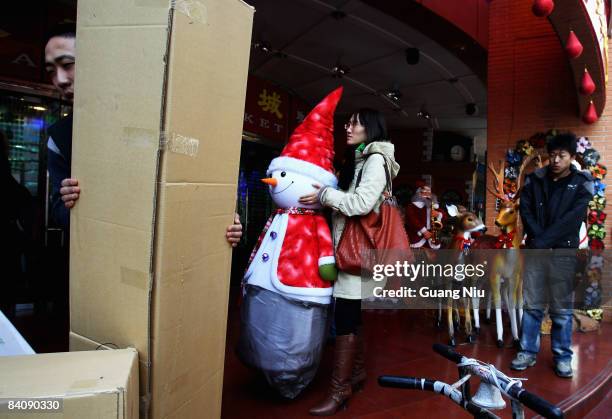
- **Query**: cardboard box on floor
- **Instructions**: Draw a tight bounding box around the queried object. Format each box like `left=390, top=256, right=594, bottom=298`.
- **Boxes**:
left=68, top=0, right=253, bottom=418
left=0, top=349, right=138, bottom=419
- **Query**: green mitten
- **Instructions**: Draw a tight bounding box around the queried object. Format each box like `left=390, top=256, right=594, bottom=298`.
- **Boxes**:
left=319, top=264, right=337, bottom=282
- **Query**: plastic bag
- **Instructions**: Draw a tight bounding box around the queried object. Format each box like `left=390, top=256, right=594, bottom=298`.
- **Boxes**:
left=237, top=285, right=330, bottom=399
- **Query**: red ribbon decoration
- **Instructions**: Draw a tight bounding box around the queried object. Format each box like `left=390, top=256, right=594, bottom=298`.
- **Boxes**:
left=495, top=231, right=515, bottom=249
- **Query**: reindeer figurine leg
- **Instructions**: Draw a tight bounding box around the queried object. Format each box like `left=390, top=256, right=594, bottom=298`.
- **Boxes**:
left=447, top=296, right=456, bottom=346
left=507, top=290, right=520, bottom=349
left=491, top=271, right=504, bottom=348
left=472, top=293, right=481, bottom=337
left=434, top=273, right=444, bottom=329
left=517, top=262, right=524, bottom=328
left=509, top=269, right=523, bottom=348
left=436, top=300, right=443, bottom=329
left=464, top=295, right=475, bottom=343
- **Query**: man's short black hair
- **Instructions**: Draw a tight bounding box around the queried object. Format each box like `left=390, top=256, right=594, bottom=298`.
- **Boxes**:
left=45, top=22, right=77, bottom=44
left=546, top=132, right=577, bottom=155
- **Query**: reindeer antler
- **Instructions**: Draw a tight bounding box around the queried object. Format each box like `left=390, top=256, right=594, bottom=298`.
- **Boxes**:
left=514, top=152, right=541, bottom=201
left=487, top=160, right=508, bottom=201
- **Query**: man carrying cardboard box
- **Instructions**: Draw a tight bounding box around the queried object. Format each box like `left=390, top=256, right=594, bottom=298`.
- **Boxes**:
left=44, top=25, right=244, bottom=243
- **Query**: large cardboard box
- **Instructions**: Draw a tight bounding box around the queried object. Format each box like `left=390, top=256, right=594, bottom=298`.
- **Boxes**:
left=69, top=0, right=253, bottom=418
left=0, top=349, right=138, bottom=419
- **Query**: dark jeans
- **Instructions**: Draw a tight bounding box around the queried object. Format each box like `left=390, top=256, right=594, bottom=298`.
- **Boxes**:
left=334, top=298, right=362, bottom=336
left=520, top=252, right=576, bottom=362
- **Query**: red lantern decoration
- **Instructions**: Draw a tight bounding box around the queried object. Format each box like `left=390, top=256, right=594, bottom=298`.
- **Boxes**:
left=565, top=31, right=583, bottom=59
left=532, top=0, right=554, bottom=17
left=583, top=101, right=598, bottom=124
left=580, top=68, right=596, bottom=95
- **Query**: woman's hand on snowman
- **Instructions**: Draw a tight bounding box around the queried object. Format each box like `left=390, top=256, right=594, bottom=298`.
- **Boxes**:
left=298, top=184, right=322, bottom=206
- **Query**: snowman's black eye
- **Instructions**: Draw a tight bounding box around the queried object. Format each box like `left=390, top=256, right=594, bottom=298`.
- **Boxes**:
left=281, top=171, right=286, bottom=177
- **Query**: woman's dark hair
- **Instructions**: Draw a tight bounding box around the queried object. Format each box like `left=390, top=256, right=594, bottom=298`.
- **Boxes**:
left=546, top=132, right=577, bottom=155
left=337, top=108, right=388, bottom=190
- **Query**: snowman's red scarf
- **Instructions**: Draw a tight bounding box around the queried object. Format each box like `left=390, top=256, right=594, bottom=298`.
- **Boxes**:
left=246, top=207, right=321, bottom=267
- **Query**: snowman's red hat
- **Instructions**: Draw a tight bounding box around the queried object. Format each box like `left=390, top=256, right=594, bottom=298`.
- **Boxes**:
left=268, top=87, right=342, bottom=187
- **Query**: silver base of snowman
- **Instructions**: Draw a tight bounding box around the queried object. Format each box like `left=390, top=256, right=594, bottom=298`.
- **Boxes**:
left=237, top=284, right=330, bottom=399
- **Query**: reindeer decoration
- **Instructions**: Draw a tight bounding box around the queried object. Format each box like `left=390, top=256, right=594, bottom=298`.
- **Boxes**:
left=442, top=205, right=488, bottom=346
left=439, top=153, right=540, bottom=347
left=474, top=153, right=541, bottom=347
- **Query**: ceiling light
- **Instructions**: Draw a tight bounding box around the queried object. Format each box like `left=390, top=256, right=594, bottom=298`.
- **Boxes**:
left=253, top=41, right=272, bottom=53
left=417, top=111, right=431, bottom=120
left=417, top=106, right=431, bottom=120
left=30, top=105, right=47, bottom=111
left=332, top=64, right=350, bottom=78
left=385, top=90, right=402, bottom=102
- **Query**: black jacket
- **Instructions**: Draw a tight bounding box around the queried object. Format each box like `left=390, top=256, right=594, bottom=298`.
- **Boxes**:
left=47, top=114, right=73, bottom=229
left=520, top=165, right=594, bottom=249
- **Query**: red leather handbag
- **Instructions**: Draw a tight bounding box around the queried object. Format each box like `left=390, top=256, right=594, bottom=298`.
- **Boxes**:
left=336, top=153, right=413, bottom=275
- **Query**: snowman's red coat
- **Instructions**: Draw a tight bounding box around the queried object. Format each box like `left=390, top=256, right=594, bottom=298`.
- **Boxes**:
left=277, top=213, right=334, bottom=288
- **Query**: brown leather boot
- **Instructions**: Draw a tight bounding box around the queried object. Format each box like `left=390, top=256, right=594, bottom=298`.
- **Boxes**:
left=351, top=333, right=366, bottom=391
left=309, top=334, right=357, bottom=416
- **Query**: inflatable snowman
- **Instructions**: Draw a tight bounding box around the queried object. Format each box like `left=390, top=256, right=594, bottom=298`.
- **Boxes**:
left=238, top=87, right=342, bottom=398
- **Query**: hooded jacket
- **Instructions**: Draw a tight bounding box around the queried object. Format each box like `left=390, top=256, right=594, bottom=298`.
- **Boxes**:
left=319, top=141, right=400, bottom=299
left=520, top=164, right=594, bottom=249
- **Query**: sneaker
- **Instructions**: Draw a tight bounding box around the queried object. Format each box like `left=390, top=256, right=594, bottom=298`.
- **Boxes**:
left=554, top=360, right=573, bottom=378
left=510, top=352, right=536, bottom=371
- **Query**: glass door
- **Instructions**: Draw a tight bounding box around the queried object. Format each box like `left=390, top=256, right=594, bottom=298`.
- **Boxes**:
left=0, top=86, right=71, bottom=324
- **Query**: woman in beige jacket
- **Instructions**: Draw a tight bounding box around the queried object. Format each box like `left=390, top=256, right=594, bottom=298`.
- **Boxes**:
left=300, top=108, right=400, bottom=416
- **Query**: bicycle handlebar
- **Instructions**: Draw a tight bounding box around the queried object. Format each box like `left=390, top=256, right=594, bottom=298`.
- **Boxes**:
left=432, top=342, right=463, bottom=363
left=378, top=376, right=422, bottom=389
left=432, top=344, right=563, bottom=419
left=378, top=376, right=500, bottom=419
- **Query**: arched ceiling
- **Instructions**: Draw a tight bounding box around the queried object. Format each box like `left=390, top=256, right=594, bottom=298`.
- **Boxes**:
left=248, top=0, right=488, bottom=137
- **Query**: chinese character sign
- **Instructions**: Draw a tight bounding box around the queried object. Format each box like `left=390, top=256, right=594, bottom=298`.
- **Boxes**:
left=244, top=76, right=289, bottom=142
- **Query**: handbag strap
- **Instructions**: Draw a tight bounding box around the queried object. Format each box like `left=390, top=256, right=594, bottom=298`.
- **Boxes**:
left=355, top=151, right=392, bottom=193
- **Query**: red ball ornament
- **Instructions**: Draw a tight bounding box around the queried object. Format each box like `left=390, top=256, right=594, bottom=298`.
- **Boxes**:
left=580, top=68, right=596, bottom=95
left=565, top=31, right=583, bottom=59
left=532, top=0, right=554, bottom=17
left=583, top=101, right=598, bottom=124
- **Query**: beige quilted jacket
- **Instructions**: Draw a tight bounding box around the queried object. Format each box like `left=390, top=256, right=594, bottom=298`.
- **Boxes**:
left=319, top=141, right=400, bottom=299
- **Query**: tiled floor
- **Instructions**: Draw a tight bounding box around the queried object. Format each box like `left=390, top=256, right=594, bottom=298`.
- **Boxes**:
left=584, top=391, right=611, bottom=419
left=221, top=301, right=611, bottom=419
left=7, top=295, right=610, bottom=418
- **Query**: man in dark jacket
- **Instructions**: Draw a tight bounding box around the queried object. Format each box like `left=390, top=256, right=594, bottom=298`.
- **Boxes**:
left=45, top=25, right=244, bottom=243
left=511, top=133, right=594, bottom=378
left=45, top=23, right=77, bottom=229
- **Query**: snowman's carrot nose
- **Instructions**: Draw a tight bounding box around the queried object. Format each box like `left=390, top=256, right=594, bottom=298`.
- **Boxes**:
left=261, top=177, right=278, bottom=187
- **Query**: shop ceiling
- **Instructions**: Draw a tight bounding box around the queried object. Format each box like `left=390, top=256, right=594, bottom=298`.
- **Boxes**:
left=248, top=0, right=488, bottom=137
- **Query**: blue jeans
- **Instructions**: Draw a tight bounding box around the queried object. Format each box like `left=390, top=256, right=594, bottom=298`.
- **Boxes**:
left=520, top=252, right=576, bottom=362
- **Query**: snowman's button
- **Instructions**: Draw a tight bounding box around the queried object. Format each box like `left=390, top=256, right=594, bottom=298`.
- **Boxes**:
left=262, top=253, right=270, bottom=262
left=270, top=231, right=277, bottom=240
